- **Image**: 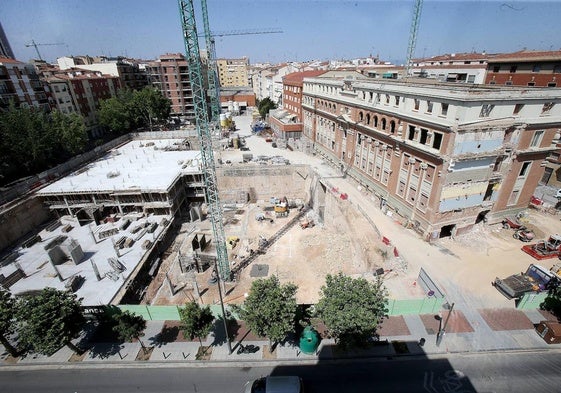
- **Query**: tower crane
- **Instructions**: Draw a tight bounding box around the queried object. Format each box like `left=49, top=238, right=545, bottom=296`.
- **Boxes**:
left=25, top=39, right=65, bottom=61
left=178, top=0, right=230, bottom=284
left=405, top=0, right=423, bottom=77
left=200, top=0, right=221, bottom=127
left=198, top=0, right=282, bottom=125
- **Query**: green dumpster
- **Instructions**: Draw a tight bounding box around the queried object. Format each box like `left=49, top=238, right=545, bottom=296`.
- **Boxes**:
left=299, top=326, right=320, bottom=354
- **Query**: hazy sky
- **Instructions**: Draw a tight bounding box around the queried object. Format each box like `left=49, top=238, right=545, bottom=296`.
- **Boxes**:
left=2, top=1, right=561, bottom=65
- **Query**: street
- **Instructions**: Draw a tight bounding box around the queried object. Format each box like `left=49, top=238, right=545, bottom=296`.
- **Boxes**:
left=1, top=350, right=560, bottom=393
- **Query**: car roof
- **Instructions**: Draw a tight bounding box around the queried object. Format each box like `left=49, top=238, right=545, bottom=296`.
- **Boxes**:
left=266, top=376, right=301, bottom=393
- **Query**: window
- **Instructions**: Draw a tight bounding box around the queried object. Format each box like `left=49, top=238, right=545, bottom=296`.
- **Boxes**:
left=527, top=82, right=535, bottom=87
left=395, top=96, right=400, bottom=106
left=554, top=65, right=561, bottom=74
left=519, top=162, right=531, bottom=177
left=414, top=99, right=420, bottom=110
left=420, top=128, right=428, bottom=144
left=542, top=102, right=555, bottom=114
left=426, top=101, right=433, bottom=113
left=479, top=104, right=494, bottom=117
left=510, top=65, right=517, bottom=73
left=548, top=82, right=557, bottom=87
left=441, top=103, right=449, bottom=116
left=408, top=125, right=416, bottom=140
left=508, top=190, right=520, bottom=205
left=532, top=64, right=541, bottom=73
left=492, top=65, right=500, bottom=72
left=467, top=75, right=475, bottom=83
left=385, top=94, right=390, bottom=104
left=513, top=104, right=524, bottom=115
left=530, top=130, right=544, bottom=147
left=432, top=132, right=443, bottom=150
left=505, top=80, right=513, bottom=86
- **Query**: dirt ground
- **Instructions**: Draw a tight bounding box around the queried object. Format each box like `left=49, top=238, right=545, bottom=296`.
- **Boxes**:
left=143, top=189, right=430, bottom=306
left=144, top=184, right=561, bottom=309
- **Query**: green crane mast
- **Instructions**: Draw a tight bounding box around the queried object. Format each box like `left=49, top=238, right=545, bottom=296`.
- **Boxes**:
left=405, top=0, right=423, bottom=77
left=200, top=0, right=221, bottom=127
left=177, top=0, right=230, bottom=281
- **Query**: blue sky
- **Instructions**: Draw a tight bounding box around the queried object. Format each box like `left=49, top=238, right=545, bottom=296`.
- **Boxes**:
left=2, top=1, right=561, bottom=65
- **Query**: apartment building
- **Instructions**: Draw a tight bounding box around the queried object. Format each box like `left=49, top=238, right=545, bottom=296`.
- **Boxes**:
left=485, top=50, right=561, bottom=87
left=58, top=56, right=148, bottom=91
left=216, top=57, right=249, bottom=87
left=42, top=68, right=121, bottom=138
left=0, top=57, right=49, bottom=110
left=269, top=70, right=324, bottom=140
left=302, top=77, right=561, bottom=239
left=146, top=53, right=193, bottom=121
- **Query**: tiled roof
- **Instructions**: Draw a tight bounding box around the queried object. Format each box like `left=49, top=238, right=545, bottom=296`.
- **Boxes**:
left=414, top=52, right=489, bottom=62
left=283, top=70, right=325, bottom=84
left=487, top=50, right=561, bottom=63
left=0, top=56, right=23, bottom=64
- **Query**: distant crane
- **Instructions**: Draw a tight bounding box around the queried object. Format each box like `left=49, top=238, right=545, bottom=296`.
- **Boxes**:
left=25, top=39, right=65, bottom=61
left=197, top=2, right=282, bottom=126
left=405, top=0, right=423, bottom=77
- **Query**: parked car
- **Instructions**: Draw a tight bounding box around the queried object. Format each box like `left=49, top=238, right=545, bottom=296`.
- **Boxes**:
left=244, top=376, right=304, bottom=393
left=555, top=189, right=561, bottom=199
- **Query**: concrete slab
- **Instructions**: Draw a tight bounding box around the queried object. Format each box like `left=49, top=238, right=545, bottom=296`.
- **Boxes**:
left=18, top=345, right=73, bottom=363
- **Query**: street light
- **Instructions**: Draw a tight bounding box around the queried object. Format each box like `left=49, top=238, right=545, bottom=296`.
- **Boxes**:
left=436, top=302, right=455, bottom=347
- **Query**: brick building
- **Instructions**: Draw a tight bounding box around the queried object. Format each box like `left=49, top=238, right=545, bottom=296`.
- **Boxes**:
left=302, top=77, right=561, bottom=239
left=146, top=53, right=193, bottom=121
left=485, top=50, right=561, bottom=87
left=268, top=70, right=324, bottom=140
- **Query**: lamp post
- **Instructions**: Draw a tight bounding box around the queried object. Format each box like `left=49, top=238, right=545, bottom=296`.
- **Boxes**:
left=436, top=302, right=455, bottom=347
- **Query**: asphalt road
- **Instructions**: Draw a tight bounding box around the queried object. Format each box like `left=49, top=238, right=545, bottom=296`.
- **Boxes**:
left=1, top=351, right=560, bottom=393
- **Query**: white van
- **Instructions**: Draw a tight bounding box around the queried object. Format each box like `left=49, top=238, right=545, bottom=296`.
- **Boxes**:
left=244, top=376, right=304, bottom=393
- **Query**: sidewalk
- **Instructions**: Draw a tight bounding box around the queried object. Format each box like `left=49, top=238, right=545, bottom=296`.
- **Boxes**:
left=1, top=306, right=558, bottom=368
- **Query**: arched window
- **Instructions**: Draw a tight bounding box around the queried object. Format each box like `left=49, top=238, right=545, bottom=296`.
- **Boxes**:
left=359, top=112, right=364, bottom=122
left=381, top=118, right=387, bottom=130
left=374, top=116, right=378, bottom=128
left=390, top=120, right=396, bottom=134
left=366, top=113, right=371, bottom=125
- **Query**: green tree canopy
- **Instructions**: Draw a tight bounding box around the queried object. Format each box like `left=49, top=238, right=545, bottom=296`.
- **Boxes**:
left=16, top=288, right=85, bottom=356
left=541, top=286, right=561, bottom=321
left=236, top=275, right=298, bottom=351
left=111, top=310, right=147, bottom=352
left=0, top=289, right=18, bottom=357
left=257, top=97, right=277, bottom=119
left=315, top=273, right=388, bottom=348
left=98, top=88, right=170, bottom=134
left=179, top=301, right=215, bottom=346
left=0, top=103, right=87, bottom=186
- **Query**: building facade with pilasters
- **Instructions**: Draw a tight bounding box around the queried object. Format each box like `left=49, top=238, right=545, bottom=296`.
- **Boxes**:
left=302, top=77, right=561, bottom=240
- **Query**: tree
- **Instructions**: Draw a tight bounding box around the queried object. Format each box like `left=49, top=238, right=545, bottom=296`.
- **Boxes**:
left=98, top=90, right=135, bottom=134
left=112, top=310, right=148, bottom=353
left=236, top=275, right=298, bottom=351
left=17, top=288, right=85, bottom=356
left=131, top=87, right=171, bottom=130
left=50, top=110, right=87, bottom=155
left=315, top=272, right=388, bottom=348
left=257, top=97, right=277, bottom=119
left=179, top=301, right=215, bottom=347
left=0, top=289, right=19, bottom=357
